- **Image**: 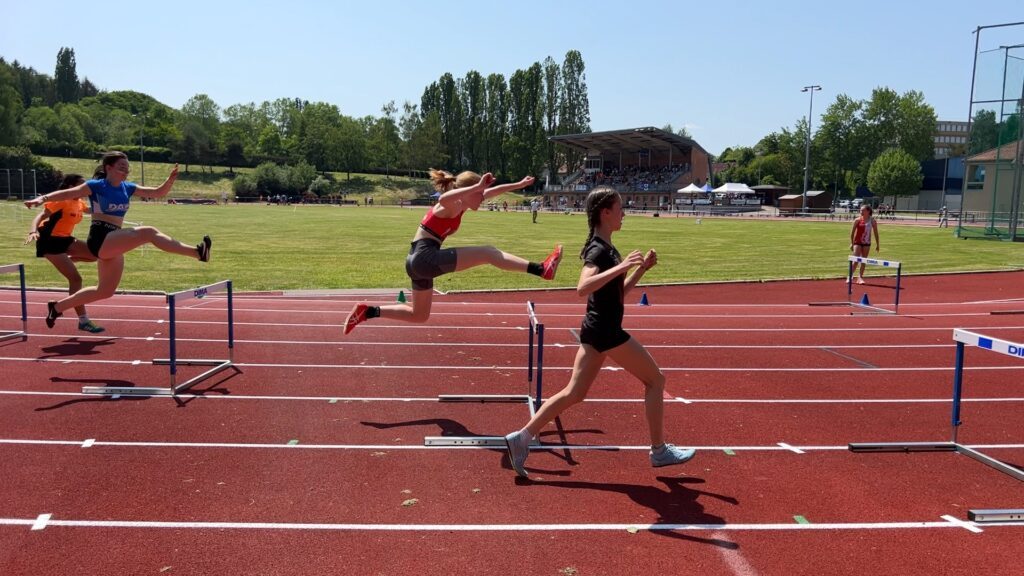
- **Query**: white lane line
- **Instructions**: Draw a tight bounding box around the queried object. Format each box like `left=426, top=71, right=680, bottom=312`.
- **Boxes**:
left=2, top=390, right=1024, bottom=406
left=2, top=438, right=1022, bottom=452
left=0, top=516, right=1018, bottom=533
left=941, top=514, right=984, bottom=533
left=1, top=356, right=1021, bottom=373
left=81, top=439, right=95, bottom=448
left=30, top=513, right=51, bottom=531
left=777, top=443, right=805, bottom=454
left=712, top=530, right=759, bottom=576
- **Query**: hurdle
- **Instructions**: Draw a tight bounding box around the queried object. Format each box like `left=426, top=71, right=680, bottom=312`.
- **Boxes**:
left=424, top=300, right=545, bottom=447
left=82, top=280, right=234, bottom=397
left=846, top=256, right=902, bottom=314
left=0, top=263, right=28, bottom=343
left=850, top=329, right=1024, bottom=521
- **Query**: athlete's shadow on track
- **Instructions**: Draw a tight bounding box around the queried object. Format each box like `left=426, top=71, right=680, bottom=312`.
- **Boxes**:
left=518, top=475, right=740, bottom=549
left=37, top=337, right=118, bottom=358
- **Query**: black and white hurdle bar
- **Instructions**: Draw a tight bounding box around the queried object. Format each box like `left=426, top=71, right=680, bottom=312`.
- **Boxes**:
left=424, top=301, right=545, bottom=447
left=850, top=329, right=1024, bottom=521
left=0, top=263, right=28, bottom=343
left=847, top=255, right=902, bottom=314
left=83, top=280, right=234, bottom=397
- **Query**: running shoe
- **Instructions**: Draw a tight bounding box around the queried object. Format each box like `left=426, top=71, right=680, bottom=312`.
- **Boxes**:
left=78, top=320, right=106, bottom=334
left=45, top=301, right=62, bottom=329
left=344, top=303, right=368, bottom=335
left=504, top=430, right=531, bottom=478
left=197, top=235, right=212, bottom=262
left=540, top=244, right=563, bottom=280
left=650, top=444, right=696, bottom=468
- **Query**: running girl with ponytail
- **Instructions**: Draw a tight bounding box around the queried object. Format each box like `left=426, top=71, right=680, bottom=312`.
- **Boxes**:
left=503, top=186, right=695, bottom=478
left=343, top=169, right=562, bottom=334
left=24, top=151, right=211, bottom=329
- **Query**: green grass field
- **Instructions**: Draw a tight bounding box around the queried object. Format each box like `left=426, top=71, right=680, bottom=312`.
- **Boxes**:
left=1, top=201, right=1021, bottom=293
left=37, top=156, right=433, bottom=203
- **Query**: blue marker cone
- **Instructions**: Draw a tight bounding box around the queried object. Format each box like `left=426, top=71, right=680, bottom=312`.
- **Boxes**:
left=397, top=290, right=407, bottom=303
left=639, top=292, right=650, bottom=306
left=860, top=293, right=870, bottom=306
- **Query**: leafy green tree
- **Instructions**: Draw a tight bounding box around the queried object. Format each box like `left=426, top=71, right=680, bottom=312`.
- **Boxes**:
left=180, top=94, right=221, bottom=171
left=542, top=57, right=560, bottom=182
left=867, top=148, right=922, bottom=198
left=484, top=73, right=508, bottom=177
left=460, top=72, right=486, bottom=170
left=407, top=110, right=447, bottom=173
left=333, top=115, right=367, bottom=179
left=54, top=47, right=79, bottom=103
left=557, top=50, right=590, bottom=174
left=0, top=61, right=24, bottom=145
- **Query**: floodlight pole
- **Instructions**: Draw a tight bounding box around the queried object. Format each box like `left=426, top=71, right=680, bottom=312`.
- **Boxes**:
left=801, top=85, right=821, bottom=213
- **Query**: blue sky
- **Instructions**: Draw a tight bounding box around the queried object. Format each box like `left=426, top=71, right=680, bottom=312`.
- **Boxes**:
left=3, top=0, right=1022, bottom=156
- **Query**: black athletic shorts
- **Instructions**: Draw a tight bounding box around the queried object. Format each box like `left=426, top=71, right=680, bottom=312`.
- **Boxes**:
left=87, top=221, right=120, bottom=257
left=579, top=325, right=631, bottom=353
left=35, top=234, right=75, bottom=257
left=405, top=238, right=458, bottom=291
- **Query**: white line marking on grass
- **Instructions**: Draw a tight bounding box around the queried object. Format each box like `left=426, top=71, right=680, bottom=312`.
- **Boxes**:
left=30, top=514, right=51, bottom=531
left=0, top=516, right=1018, bottom=533
left=941, top=515, right=984, bottom=533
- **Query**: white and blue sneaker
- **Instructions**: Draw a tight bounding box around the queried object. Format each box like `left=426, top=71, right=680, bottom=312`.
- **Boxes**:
left=504, top=430, right=532, bottom=478
left=650, top=443, right=696, bottom=468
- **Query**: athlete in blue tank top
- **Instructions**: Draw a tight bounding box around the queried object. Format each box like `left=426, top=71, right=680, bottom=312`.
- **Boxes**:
left=24, top=151, right=212, bottom=330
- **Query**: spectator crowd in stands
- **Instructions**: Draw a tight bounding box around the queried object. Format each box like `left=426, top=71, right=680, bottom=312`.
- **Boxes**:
left=572, top=163, right=690, bottom=191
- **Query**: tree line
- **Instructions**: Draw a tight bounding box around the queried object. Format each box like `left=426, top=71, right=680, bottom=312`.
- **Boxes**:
left=0, top=48, right=590, bottom=198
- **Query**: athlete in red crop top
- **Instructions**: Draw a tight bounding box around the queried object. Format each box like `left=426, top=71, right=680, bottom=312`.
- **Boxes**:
left=344, top=169, right=563, bottom=334
left=849, top=205, right=880, bottom=285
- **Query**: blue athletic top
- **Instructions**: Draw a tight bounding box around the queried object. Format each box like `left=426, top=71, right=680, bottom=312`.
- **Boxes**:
left=86, top=179, right=137, bottom=218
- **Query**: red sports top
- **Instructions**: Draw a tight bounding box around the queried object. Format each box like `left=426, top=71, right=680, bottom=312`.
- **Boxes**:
left=419, top=208, right=464, bottom=241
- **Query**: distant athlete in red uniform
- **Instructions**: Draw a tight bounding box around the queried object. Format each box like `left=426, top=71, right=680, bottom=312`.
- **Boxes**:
left=344, top=169, right=562, bottom=334
left=849, top=205, right=880, bottom=284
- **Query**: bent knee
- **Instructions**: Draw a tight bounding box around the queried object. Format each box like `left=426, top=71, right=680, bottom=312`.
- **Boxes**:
left=643, top=371, right=666, bottom=392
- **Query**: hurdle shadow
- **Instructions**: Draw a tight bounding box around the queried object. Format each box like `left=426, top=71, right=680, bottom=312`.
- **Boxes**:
left=35, top=376, right=148, bottom=410
left=37, top=337, right=117, bottom=359
left=517, top=475, right=740, bottom=549
left=169, top=367, right=242, bottom=407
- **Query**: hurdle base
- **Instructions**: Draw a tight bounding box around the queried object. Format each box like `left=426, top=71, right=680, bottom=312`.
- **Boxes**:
left=990, top=310, right=1024, bottom=315
left=82, top=358, right=233, bottom=397
left=0, top=330, right=27, bottom=343
left=424, top=435, right=542, bottom=447
left=438, top=394, right=531, bottom=403
left=968, top=509, right=1024, bottom=523
left=848, top=303, right=897, bottom=315
left=850, top=442, right=1024, bottom=481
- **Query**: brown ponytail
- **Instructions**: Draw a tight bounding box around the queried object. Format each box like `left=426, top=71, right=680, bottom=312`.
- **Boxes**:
left=580, top=186, right=620, bottom=259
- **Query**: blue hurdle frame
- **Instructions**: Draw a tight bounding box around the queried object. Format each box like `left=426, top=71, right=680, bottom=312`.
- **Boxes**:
left=850, top=329, right=1024, bottom=522
left=82, top=280, right=235, bottom=397
left=847, top=256, right=902, bottom=314
left=0, top=263, right=28, bottom=343
left=424, top=300, right=545, bottom=447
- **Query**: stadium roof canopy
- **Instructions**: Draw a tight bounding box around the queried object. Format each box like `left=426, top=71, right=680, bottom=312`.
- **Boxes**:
left=549, top=126, right=708, bottom=157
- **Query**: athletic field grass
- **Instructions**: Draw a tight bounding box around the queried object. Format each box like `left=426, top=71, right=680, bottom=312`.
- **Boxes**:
left=36, top=156, right=431, bottom=204
left=1, top=201, right=1021, bottom=293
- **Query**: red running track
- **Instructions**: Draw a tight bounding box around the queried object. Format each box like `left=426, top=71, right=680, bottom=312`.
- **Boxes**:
left=0, top=271, right=1022, bottom=575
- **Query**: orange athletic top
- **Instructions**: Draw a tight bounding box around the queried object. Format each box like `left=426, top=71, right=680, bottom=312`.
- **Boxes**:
left=39, top=199, right=88, bottom=237
left=419, top=209, right=464, bottom=241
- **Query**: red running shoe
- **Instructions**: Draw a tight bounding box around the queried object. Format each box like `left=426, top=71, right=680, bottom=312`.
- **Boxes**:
left=344, top=304, right=368, bottom=335
left=541, top=244, right=563, bottom=280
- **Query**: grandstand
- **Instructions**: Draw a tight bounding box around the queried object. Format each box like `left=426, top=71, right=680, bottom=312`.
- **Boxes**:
left=546, top=127, right=711, bottom=212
